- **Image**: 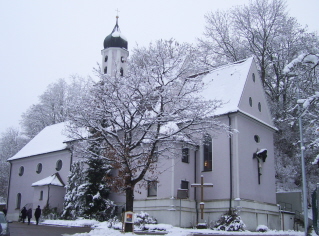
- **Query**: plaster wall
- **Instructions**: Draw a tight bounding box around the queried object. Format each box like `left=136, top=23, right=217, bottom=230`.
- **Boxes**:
left=7, top=150, right=71, bottom=221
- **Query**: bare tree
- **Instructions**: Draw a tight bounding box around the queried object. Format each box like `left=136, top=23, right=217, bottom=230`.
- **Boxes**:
left=0, top=127, right=29, bottom=200
left=68, top=39, right=227, bottom=232
left=21, top=76, right=93, bottom=138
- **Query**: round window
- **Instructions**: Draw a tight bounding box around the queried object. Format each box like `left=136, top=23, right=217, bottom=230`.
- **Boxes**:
left=19, top=166, right=24, bottom=176
left=36, top=163, right=42, bottom=174
left=254, top=135, right=260, bottom=143
left=56, top=160, right=63, bottom=171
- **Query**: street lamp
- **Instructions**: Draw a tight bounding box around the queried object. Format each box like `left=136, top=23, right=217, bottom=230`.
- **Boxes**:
left=297, top=96, right=308, bottom=236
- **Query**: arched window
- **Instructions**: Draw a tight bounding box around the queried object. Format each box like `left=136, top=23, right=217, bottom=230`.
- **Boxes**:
left=36, top=163, right=42, bottom=174
left=249, top=97, right=253, bottom=107
left=16, top=193, right=21, bottom=209
left=252, top=73, right=256, bottom=82
left=203, top=134, right=212, bottom=171
left=254, top=135, right=260, bottom=143
left=120, top=67, right=124, bottom=76
left=19, top=166, right=24, bottom=176
left=105, top=55, right=108, bottom=62
left=104, top=66, right=107, bottom=74
left=56, top=160, right=63, bottom=171
left=258, top=102, right=262, bottom=112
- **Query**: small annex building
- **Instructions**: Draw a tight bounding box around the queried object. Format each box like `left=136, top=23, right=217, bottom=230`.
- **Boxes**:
left=7, top=17, right=281, bottom=231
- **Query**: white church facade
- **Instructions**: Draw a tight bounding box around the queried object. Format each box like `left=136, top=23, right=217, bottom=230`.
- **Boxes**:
left=6, top=18, right=281, bottom=231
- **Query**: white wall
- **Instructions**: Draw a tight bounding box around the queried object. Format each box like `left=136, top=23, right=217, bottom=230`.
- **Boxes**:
left=7, top=149, right=71, bottom=221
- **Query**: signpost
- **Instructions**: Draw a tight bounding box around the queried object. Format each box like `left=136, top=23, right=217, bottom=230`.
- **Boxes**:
left=177, top=189, right=188, bottom=227
left=123, top=211, right=134, bottom=232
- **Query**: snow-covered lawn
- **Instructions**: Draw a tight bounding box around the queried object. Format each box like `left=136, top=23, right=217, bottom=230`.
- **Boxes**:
left=40, top=218, right=310, bottom=236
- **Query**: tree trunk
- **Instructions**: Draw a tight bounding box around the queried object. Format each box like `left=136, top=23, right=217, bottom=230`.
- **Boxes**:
left=124, top=186, right=134, bottom=232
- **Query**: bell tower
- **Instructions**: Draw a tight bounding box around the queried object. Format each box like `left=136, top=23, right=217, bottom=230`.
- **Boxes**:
left=101, top=15, right=129, bottom=76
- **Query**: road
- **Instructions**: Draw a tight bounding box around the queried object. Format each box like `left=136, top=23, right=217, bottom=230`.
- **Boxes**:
left=9, top=221, right=91, bottom=236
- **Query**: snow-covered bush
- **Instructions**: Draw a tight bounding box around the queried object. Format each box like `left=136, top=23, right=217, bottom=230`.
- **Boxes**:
left=42, top=204, right=61, bottom=220
left=212, top=210, right=246, bottom=231
left=134, top=212, right=157, bottom=226
left=256, top=225, right=269, bottom=232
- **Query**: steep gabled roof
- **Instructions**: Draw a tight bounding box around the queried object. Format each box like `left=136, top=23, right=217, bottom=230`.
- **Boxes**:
left=31, top=172, right=65, bottom=187
left=201, top=57, right=254, bottom=116
left=8, top=122, right=69, bottom=161
left=201, top=57, right=275, bottom=130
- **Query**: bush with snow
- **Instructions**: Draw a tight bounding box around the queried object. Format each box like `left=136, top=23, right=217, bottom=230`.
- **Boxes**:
left=256, top=224, right=269, bottom=232
left=134, top=211, right=157, bottom=225
left=212, top=210, right=246, bottom=231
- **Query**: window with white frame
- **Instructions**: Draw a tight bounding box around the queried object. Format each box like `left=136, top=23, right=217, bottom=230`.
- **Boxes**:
left=182, top=147, right=189, bottom=163
left=147, top=181, right=157, bottom=197
left=181, top=180, right=189, bottom=190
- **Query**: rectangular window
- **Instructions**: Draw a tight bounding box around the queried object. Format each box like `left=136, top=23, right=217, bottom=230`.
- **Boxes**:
left=203, top=134, right=212, bottom=171
left=147, top=181, right=157, bottom=197
left=151, top=146, right=158, bottom=162
left=182, top=148, right=189, bottom=163
left=39, top=190, right=43, bottom=200
left=16, top=193, right=21, bottom=209
left=181, top=180, right=189, bottom=190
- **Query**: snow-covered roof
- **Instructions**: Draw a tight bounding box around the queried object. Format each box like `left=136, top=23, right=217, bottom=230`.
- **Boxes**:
left=201, top=57, right=253, bottom=116
left=8, top=122, right=69, bottom=161
left=31, top=172, right=65, bottom=187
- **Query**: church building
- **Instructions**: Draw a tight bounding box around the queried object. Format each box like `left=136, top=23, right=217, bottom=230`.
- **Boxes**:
left=6, top=17, right=281, bottom=231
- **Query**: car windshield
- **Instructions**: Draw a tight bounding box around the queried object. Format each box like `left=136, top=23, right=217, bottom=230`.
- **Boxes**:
left=0, top=214, right=7, bottom=223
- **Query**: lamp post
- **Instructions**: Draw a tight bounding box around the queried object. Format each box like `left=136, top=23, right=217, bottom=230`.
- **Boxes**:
left=297, top=90, right=308, bottom=236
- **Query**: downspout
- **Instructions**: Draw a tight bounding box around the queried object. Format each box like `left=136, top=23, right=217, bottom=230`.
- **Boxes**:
left=47, top=185, right=50, bottom=208
left=68, top=143, right=73, bottom=172
left=228, top=114, right=233, bottom=213
left=194, top=147, right=199, bottom=224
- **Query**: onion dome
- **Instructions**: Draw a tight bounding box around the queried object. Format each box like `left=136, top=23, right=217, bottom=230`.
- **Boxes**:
left=103, top=16, right=128, bottom=49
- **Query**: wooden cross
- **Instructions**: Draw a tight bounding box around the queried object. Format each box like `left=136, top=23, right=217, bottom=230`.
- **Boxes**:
left=191, top=175, right=214, bottom=219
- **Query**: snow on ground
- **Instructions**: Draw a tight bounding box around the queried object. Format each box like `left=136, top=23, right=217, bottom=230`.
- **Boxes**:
left=40, top=219, right=311, bottom=236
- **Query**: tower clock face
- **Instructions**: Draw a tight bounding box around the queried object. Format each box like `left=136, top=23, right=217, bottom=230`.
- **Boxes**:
left=121, top=56, right=125, bottom=63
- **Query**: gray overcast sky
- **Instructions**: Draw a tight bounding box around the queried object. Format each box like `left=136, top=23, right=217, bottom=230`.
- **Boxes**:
left=0, top=0, right=318, bottom=135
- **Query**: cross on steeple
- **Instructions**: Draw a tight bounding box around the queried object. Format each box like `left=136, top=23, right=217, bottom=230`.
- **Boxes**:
left=116, top=8, right=120, bottom=18
left=191, top=175, right=213, bottom=219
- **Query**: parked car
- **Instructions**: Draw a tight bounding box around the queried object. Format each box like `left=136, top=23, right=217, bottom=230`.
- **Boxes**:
left=0, top=212, right=10, bottom=236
